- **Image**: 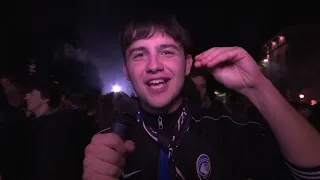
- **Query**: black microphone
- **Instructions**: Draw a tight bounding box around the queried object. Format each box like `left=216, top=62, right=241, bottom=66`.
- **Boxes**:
left=110, top=94, right=137, bottom=140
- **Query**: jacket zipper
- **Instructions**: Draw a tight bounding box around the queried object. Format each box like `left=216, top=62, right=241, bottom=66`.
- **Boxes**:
left=158, top=116, right=163, bottom=129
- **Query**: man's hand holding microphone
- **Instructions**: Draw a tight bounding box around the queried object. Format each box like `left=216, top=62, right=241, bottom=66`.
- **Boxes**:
left=83, top=133, right=135, bottom=180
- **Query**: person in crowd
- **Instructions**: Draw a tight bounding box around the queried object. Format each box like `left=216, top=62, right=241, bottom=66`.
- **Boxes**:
left=180, top=77, right=202, bottom=107
left=83, top=13, right=320, bottom=179
left=0, top=75, right=28, bottom=180
left=189, top=69, right=232, bottom=114
left=0, top=76, right=26, bottom=108
left=23, top=78, right=91, bottom=180
left=189, top=69, right=210, bottom=108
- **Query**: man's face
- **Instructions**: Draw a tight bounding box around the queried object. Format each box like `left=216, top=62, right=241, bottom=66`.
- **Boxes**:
left=123, top=32, right=192, bottom=109
left=191, top=76, right=207, bottom=101
left=25, top=90, right=48, bottom=112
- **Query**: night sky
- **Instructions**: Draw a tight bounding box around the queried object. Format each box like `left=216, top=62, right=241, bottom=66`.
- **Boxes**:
left=10, top=1, right=319, bottom=93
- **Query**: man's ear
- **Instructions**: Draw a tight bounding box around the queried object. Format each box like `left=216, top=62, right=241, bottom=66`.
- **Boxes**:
left=123, top=63, right=131, bottom=81
left=185, top=55, right=193, bottom=76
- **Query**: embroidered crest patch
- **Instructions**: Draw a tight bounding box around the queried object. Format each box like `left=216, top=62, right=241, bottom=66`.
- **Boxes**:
left=196, top=154, right=211, bottom=180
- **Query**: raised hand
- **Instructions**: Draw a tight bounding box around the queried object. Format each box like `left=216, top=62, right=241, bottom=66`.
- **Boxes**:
left=194, top=47, right=266, bottom=94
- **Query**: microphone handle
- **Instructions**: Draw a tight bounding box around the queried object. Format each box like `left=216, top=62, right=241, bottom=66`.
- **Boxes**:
left=110, top=121, right=128, bottom=140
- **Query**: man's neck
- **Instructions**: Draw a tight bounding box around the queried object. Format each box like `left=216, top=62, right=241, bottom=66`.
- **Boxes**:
left=33, top=104, right=50, bottom=118
left=140, top=96, right=184, bottom=115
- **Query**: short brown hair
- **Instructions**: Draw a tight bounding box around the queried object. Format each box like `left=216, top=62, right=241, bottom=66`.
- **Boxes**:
left=27, top=77, right=62, bottom=109
left=120, top=13, right=192, bottom=61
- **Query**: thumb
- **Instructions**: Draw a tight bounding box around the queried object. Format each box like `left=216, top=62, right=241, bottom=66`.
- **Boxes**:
left=124, top=140, right=135, bottom=153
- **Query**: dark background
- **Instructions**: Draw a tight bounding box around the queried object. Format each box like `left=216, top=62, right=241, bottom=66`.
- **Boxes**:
left=8, top=0, right=320, bottom=93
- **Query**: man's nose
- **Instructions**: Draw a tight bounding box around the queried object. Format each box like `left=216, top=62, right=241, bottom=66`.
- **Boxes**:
left=25, top=93, right=29, bottom=100
left=146, top=55, right=164, bottom=73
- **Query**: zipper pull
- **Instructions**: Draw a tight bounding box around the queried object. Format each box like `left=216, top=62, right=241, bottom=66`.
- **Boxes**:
left=158, top=116, right=163, bottom=129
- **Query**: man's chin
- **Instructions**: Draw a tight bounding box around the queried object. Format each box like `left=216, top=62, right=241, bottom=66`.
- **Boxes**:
left=142, top=98, right=171, bottom=111
left=148, top=101, right=170, bottom=109
left=146, top=96, right=184, bottom=113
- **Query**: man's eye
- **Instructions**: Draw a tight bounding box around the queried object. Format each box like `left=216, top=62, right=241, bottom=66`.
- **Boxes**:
left=133, top=53, right=145, bottom=58
left=162, top=51, right=174, bottom=55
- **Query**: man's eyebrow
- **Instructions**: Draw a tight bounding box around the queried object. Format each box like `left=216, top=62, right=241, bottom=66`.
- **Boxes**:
left=158, top=44, right=180, bottom=51
left=127, top=44, right=180, bottom=57
left=127, top=46, right=147, bottom=57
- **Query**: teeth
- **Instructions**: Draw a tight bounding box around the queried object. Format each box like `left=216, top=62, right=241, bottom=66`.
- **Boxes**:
left=148, top=79, right=165, bottom=85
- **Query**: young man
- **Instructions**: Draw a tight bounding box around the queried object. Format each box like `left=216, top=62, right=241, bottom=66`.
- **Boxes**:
left=189, top=71, right=210, bottom=107
left=83, top=15, right=320, bottom=179
left=23, top=79, right=91, bottom=180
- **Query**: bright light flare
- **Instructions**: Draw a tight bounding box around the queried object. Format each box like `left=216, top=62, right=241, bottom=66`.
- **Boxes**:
left=112, top=85, right=121, bottom=92
left=299, top=94, right=304, bottom=99
left=279, top=36, right=285, bottom=41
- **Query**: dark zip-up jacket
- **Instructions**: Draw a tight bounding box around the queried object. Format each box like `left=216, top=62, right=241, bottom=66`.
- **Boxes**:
left=97, top=101, right=320, bottom=180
